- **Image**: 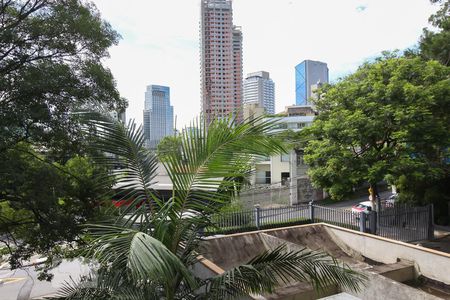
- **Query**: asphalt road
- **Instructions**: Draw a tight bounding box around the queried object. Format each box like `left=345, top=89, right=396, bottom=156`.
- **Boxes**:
left=0, top=259, right=90, bottom=300
left=322, top=190, right=393, bottom=210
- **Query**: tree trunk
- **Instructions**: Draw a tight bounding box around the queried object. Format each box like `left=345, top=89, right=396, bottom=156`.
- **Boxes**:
left=369, top=183, right=377, bottom=211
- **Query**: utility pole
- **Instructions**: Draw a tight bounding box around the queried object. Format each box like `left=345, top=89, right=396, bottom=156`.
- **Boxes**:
left=174, top=115, right=177, bottom=136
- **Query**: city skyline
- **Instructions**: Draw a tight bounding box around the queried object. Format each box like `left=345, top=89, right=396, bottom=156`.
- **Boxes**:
left=91, top=0, right=437, bottom=128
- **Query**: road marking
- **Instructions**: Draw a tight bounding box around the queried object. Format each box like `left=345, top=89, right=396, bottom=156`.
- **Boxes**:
left=0, top=277, right=26, bottom=284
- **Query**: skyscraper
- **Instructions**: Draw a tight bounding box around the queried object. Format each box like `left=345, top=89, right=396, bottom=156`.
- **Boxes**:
left=143, top=85, right=174, bottom=149
left=243, top=71, right=275, bottom=114
left=295, top=60, right=329, bottom=105
left=200, top=0, right=243, bottom=123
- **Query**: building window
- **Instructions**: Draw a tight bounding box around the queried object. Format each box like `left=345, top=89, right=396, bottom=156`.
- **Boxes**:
left=281, top=153, right=290, bottom=162
left=265, top=171, right=271, bottom=184
left=296, top=150, right=305, bottom=166
left=281, top=172, right=290, bottom=186
left=273, top=123, right=287, bottom=129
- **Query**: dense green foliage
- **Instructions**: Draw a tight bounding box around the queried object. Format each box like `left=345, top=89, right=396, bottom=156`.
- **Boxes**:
left=0, top=144, right=114, bottom=278
left=419, top=0, right=450, bottom=66
left=156, top=135, right=182, bottom=161
left=303, top=54, right=449, bottom=222
left=0, top=0, right=126, bottom=272
left=51, top=118, right=365, bottom=299
left=0, top=0, right=126, bottom=154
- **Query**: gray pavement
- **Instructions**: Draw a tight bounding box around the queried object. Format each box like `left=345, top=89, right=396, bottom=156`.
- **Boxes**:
left=0, top=259, right=90, bottom=300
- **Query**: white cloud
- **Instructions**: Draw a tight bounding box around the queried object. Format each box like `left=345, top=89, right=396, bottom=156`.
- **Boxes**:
left=92, top=0, right=437, bottom=127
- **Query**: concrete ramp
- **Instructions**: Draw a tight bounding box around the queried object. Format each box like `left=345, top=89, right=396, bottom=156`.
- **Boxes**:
left=199, top=223, right=449, bottom=300
left=200, top=224, right=364, bottom=270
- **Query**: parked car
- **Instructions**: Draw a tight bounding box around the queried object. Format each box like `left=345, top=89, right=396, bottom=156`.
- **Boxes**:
left=351, top=201, right=374, bottom=215
left=387, top=193, right=398, bottom=203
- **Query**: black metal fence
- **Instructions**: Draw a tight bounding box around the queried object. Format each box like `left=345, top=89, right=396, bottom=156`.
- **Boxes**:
left=210, top=209, right=255, bottom=234
left=207, top=203, right=433, bottom=242
left=208, top=205, right=311, bottom=235
left=377, top=204, right=432, bottom=242
left=312, top=205, right=360, bottom=231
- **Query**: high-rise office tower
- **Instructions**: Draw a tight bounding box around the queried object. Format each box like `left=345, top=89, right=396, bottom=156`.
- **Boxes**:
left=200, top=0, right=243, bottom=123
left=295, top=60, right=329, bottom=105
left=243, top=71, right=275, bottom=114
left=143, top=85, right=174, bottom=148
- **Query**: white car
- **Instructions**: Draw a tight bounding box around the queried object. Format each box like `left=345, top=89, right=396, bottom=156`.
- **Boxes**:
left=385, top=194, right=398, bottom=207
left=351, top=201, right=374, bottom=214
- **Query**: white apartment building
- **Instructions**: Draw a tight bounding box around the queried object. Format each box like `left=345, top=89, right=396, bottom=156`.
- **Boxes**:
left=243, top=71, right=275, bottom=114
left=250, top=105, right=322, bottom=204
left=254, top=115, right=314, bottom=185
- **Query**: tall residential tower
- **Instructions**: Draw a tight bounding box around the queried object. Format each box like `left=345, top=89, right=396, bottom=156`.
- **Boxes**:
left=295, top=60, right=329, bottom=106
left=200, top=0, right=243, bottom=123
left=243, top=71, right=275, bottom=114
left=143, top=85, right=174, bottom=149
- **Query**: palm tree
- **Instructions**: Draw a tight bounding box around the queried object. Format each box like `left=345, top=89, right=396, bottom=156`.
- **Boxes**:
left=53, top=116, right=365, bottom=299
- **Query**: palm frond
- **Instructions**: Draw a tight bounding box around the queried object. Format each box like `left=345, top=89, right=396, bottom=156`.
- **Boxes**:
left=48, top=269, right=160, bottom=300
left=163, top=116, right=285, bottom=215
left=84, top=224, right=197, bottom=289
left=62, top=114, right=367, bottom=300
left=205, top=244, right=366, bottom=299
left=87, top=117, right=160, bottom=224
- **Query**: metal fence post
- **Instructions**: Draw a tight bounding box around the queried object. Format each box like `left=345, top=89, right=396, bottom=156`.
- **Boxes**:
left=254, top=204, right=261, bottom=230
left=428, top=204, right=435, bottom=240
left=309, top=201, right=315, bottom=222
left=369, top=211, right=377, bottom=234
left=359, top=212, right=367, bottom=233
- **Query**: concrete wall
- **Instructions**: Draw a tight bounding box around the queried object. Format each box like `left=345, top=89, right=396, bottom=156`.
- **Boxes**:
left=325, top=225, right=450, bottom=285
left=200, top=234, right=268, bottom=270
left=255, top=163, right=270, bottom=184
left=199, top=224, right=450, bottom=300
left=271, top=154, right=290, bottom=183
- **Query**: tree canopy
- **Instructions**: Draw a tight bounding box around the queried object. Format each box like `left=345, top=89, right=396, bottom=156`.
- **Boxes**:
left=156, top=135, right=182, bottom=161
left=0, top=0, right=126, bottom=154
left=0, top=0, right=126, bottom=273
left=419, top=0, right=450, bottom=66
left=0, top=144, right=113, bottom=279
left=303, top=54, right=450, bottom=206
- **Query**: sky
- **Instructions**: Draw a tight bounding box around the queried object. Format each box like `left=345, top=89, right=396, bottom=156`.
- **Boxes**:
left=91, top=0, right=437, bottom=128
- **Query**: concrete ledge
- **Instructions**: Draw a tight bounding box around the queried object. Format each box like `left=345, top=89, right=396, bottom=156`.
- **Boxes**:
left=372, top=260, right=415, bottom=283
left=324, top=225, right=450, bottom=285
left=321, top=223, right=450, bottom=259
left=195, top=255, right=224, bottom=275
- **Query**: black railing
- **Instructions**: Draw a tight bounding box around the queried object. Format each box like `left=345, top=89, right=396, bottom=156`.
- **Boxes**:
left=312, top=205, right=359, bottom=230
left=378, top=204, right=432, bottom=242
left=205, top=203, right=433, bottom=242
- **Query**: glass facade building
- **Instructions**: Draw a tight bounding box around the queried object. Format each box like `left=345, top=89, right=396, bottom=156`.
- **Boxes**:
left=295, top=60, right=328, bottom=105
left=143, top=85, right=174, bottom=149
